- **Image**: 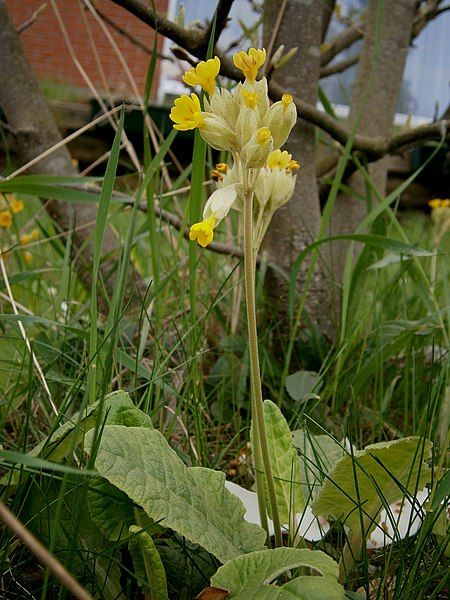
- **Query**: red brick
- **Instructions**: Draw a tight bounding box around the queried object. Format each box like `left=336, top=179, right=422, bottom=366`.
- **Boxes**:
left=4, top=0, right=166, bottom=96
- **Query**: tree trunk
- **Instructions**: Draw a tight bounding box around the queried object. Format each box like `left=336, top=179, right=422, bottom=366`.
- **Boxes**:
left=263, top=0, right=335, bottom=340
left=0, top=1, right=144, bottom=306
left=329, top=0, right=416, bottom=281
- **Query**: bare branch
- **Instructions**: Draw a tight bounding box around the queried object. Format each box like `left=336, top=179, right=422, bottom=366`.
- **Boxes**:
left=204, top=0, right=236, bottom=47
left=110, top=0, right=204, bottom=52
left=92, top=4, right=169, bottom=60
left=17, top=2, right=47, bottom=34
left=320, top=53, right=358, bottom=78
left=320, top=19, right=364, bottom=67
left=321, top=0, right=336, bottom=43
left=320, top=0, right=447, bottom=69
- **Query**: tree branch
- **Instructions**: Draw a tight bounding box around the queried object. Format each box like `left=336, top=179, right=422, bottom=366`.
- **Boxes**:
left=320, top=19, right=364, bottom=67
left=320, top=53, right=358, bottom=78
left=320, top=0, right=446, bottom=69
left=204, top=0, right=236, bottom=48
left=93, top=4, right=169, bottom=60
left=321, top=0, right=336, bottom=43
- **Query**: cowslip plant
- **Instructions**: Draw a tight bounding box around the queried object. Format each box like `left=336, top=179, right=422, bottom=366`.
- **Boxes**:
left=170, top=48, right=299, bottom=547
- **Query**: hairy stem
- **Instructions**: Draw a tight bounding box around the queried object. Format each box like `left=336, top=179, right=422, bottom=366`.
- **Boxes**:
left=243, top=189, right=282, bottom=548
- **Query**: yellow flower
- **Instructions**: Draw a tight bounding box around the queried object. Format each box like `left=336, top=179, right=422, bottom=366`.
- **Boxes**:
left=23, top=251, right=32, bottom=264
left=11, top=198, right=24, bottom=213
left=5, top=194, right=24, bottom=214
left=215, top=163, right=229, bottom=173
left=233, top=48, right=266, bottom=84
left=189, top=215, right=216, bottom=247
left=169, top=93, right=205, bottom=131
left=281, top=93, right=293, bottom=109
left=182, top=57, right=220, bottom=97
left=257, top=127, right=271, bottom=146
left=242, top=89, right=258, bottom=109
left=428, top=199, right=450, bottom=209
left=0, top=210, right=12, bottom=229
left=287, top=159, right=300, bottom=172
left=20, top=229, right=40, bottom=245
left=428, top=199, right=442, bottom=209
left=267, top=149, right=292, bottom=170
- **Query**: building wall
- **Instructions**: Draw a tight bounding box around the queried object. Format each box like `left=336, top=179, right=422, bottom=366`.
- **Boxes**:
left=5, top=0, right=167, bottom=97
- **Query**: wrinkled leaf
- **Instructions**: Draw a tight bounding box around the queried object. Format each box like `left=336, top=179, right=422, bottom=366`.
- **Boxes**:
left=87, top=476, right=136, bottom=541
left=312, top=437, right=432, bottom=536
left=85, top=425, right=266, bottom=563
left=1, top=391, right=152, bottom=487
left=211, top=547, right=342, bottom=599
left=262, top=400, right=304, bottom=521
left=291, top=430, right=345, bottom=501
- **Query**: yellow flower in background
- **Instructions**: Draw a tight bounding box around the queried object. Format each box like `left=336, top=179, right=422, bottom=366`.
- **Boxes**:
left=242, top=89, right=258, bottom=109
left=233, top=48, right=266, bottom=84
left=428, top=199, right=450, bottom=209
left=20, top=229, right=40, bottom=245
left=23, top=251, right=32, bottom=264
left=182, top=57, right=220, bottom=96
left=4, top=194, right=24, bottom=214
left=11, top=198, right=24, bottom=213
left=189, top=215, right=216, bottom=247
left=267, top=149, right=292, bottom=170
left=169, top=93, right=205, bottom=131
left=428, top=199, right=450, bottom=229
left=0, top=210, right=12, bottom=229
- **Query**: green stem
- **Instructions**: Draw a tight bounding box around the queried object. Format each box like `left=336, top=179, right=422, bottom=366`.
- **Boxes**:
left=243, top=188, right=283, bottom=548
left=251, top=411, right=271, bottom=545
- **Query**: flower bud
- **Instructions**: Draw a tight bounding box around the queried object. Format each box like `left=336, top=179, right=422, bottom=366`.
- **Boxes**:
left=206, top=87, right=239, bottom=127
left=235, top=106, right=259, bottom=148
left=255, top=168, right=296, bottom=210
left=199, top=113, right=237, bottom=151
left=263, top=94, right=297, bottom=149
left=203, top=184, right=239, bottom=220
left=241, top=127, right=274, bottom=169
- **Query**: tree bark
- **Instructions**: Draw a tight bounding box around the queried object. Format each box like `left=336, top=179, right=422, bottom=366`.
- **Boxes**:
left=263, top=0, right=335, bottom=339
left=329, top=0, right=416, bottom=282
left=0, top=1, right=143, bottom=306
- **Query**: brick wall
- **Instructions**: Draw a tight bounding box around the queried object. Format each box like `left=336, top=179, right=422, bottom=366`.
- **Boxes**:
left=5, top=0, right=167, bottom=97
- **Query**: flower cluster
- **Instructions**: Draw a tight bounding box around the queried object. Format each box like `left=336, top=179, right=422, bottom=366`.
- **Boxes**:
left=169, top=48, right=299, bottom=249
left=0, top=194, right=24, bottom=229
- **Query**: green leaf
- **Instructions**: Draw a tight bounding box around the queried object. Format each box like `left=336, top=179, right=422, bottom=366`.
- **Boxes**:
left=87, top=476, right=135, bottom=541
left=21, top=477, right=124, bottom=600
left=210, top=547, right=342, bottom=599
left=276, top=575, right=346, bottom=599
left=285, top=371, right=321, bottom=403
left=311, top=437, right=432, bottom=536
left=262, top=400, right=304, bottom=521
left=129, top=526, right=169, bottom=600
left=291, top=430, right=345, bottom=501
left=85, top=425, right=266, bottom=564
left=1, top=391, right=151, bottom=486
